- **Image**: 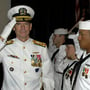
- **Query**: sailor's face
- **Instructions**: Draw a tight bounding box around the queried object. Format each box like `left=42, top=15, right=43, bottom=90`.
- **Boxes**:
left=78, top=30, right=90, bottom=51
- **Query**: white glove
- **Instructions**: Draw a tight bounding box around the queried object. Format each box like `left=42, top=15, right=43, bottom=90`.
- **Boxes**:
left=1, top=17, right=16, bottom=40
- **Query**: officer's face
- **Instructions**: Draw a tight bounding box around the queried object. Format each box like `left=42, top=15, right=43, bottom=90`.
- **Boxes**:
left=78, top=30, right=90, bottom=53
left=13, top=22, right=32, bottom=41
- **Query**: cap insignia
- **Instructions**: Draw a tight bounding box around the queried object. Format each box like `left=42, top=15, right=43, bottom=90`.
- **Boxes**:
left=19, top=8, right=27, bottom=15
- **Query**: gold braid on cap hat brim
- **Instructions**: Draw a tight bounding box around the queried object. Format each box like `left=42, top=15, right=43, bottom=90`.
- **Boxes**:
left=14, top=16, right=32, bottom=21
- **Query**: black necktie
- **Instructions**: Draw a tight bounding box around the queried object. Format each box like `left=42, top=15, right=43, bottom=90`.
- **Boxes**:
left=51, top=49, right=59, bottom=62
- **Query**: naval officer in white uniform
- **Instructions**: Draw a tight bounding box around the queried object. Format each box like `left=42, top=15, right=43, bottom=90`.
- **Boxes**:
left=0, top=5, right=54, bottom=90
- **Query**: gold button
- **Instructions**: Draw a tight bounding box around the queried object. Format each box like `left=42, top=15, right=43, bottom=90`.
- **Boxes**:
left=24, top=82, right=27, bottom=85
left=24, top=59, right=27, bottom=61
left=23, top=46, right=25, bottom=49
left=24, top=71, right=27, bottom=73
left=11, top=62, right=14, bottom=64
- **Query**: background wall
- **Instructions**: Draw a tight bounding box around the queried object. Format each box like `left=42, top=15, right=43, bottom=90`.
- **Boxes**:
left=0, top=0, right=10, bottom=33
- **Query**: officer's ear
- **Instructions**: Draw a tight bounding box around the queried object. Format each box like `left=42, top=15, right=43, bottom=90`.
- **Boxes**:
left=29, top=23, right=32, bottom=31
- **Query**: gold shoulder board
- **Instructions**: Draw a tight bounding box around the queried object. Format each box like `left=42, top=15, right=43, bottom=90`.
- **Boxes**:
left=33, top=40, right=46, bottom=47
left=6, top=40, right=14, bottom=45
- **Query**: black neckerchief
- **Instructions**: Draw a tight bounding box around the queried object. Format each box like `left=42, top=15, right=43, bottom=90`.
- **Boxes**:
left=51, top=49, right=59, bottom=62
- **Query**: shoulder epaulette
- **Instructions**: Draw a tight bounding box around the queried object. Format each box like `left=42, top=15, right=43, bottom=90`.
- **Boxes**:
left=33, top=40, right=47, bottom=47
left=6, top=40, right=14, bottom=45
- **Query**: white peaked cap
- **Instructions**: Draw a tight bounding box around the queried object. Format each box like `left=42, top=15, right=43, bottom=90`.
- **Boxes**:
left=54, top=28, right=68, bottom=34
left=79, top=20, right=90, bottom=30
left=8, top=5, right=35, bottom=20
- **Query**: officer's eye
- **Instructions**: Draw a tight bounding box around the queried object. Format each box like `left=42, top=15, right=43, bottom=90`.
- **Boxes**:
left=24, top=22, right=30, bottom=25
left=16, top=23, right=21, bottom=25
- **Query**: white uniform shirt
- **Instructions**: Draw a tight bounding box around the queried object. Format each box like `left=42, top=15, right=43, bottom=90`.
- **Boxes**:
left=54, top=45, right=66, bottom=72
left=53, top=45, right=66, bottom=90
left=74, top=51, right=90, bottom=90
left=0, top=38, right=54, bottom=90
left=62, top=59, right=78, bottom=90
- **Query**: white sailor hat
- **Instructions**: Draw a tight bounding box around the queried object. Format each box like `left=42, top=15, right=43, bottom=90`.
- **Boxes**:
left=79, top=20, right=90, bottom=30
left=8, top=5, right=35, bottom=22
left=54, top=28, right=68, bottom=34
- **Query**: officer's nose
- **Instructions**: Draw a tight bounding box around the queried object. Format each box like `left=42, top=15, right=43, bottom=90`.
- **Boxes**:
left=21, top=24, right=25, bottom=29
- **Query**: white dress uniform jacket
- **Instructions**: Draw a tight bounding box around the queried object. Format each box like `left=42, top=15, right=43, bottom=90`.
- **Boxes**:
left=74, top=51, right=90, bottom=90
left=0, top=38, right=54, bottom=90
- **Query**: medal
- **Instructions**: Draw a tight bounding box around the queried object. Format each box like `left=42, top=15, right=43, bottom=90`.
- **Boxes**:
left=31, top=53, right=42, bottom=67
left=82, top=67, right=89, bottom=78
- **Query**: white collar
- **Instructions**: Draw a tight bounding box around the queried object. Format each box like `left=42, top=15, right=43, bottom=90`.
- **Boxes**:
left=15, top=38, right=31, bottom=45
